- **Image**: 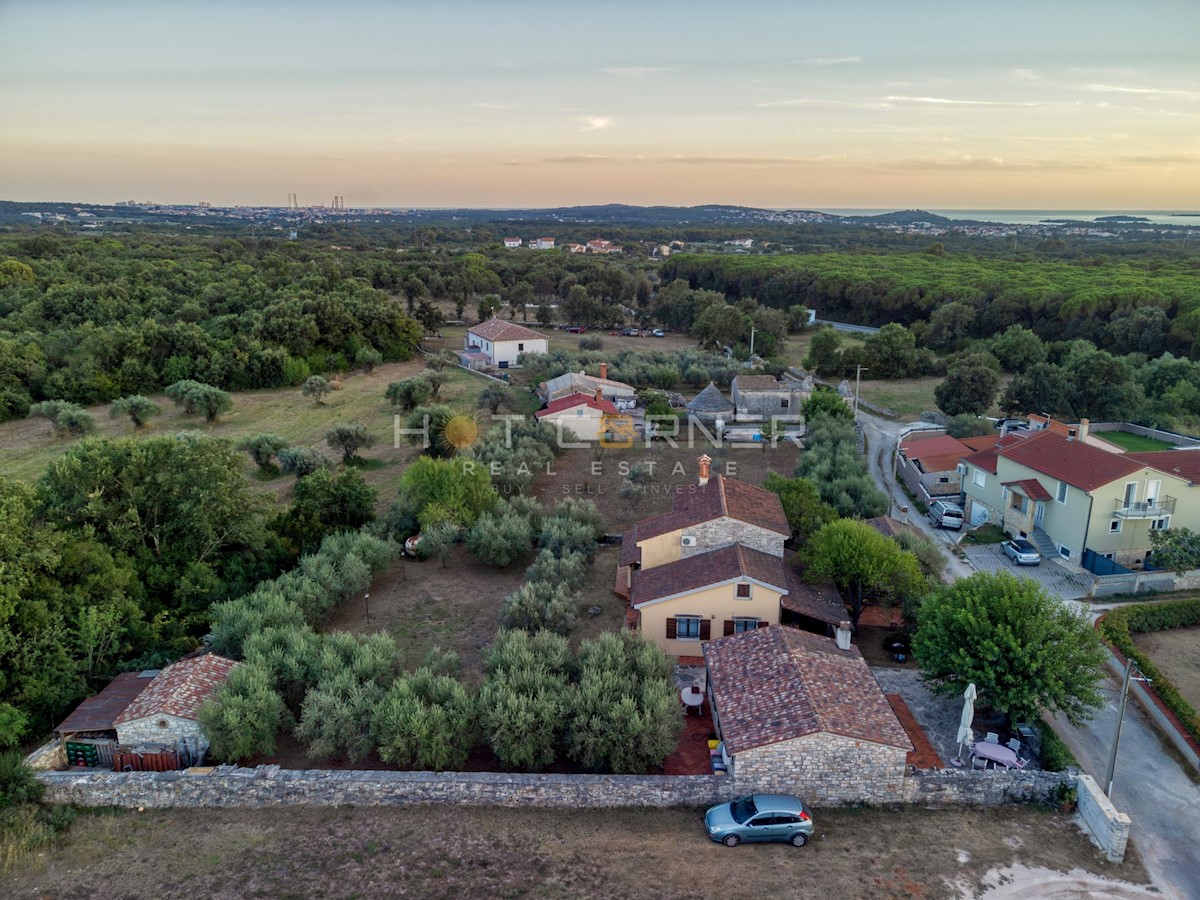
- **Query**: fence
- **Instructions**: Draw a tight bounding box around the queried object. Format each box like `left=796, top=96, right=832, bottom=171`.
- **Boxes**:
left=1088, top=421, right=1200, bottom=448
left=1090, top=568, right=1194, bottom=597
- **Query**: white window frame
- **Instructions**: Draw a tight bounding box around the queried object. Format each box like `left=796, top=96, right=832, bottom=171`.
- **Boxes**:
left=732, top=617, right=759, bottom=634
left=972, top=468, right=986, bottom=488
left=1056, top=481, right=1069, bottom=504
left=1122, top=482, right=1138, bottom=508
left=1146, top=480, right=1161, bottom=505
left=1151, top=516, right=1171, bottom=532
left=1001, top=486, right=1010, bottom=502
left=676, top=616, right=701, bottom=640
left=1058, top=544, right=1071, bottom=560
left=1109, top=519, right=1122, bottom=534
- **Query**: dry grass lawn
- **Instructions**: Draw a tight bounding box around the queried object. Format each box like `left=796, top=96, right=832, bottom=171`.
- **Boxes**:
left=2, top=804, right=1148, bottom=900
left=1132, top=625, right=1200, bottom=712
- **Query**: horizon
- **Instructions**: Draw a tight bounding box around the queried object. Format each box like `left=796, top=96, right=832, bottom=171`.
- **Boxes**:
left=3, top=1, right=1199, bottom=208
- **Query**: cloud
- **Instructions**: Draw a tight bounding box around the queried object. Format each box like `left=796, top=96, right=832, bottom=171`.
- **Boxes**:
left=542, top=155, right=618, bottom=164
left=577, top=115, right=613, bottom=132
left=796, top=56, right=861, bottom=66
left=757, top=98, right=892, bottom=110
left=877, top=152, right=1200, bottom=173
left=470, top=102, right=511, bottom=111
left=1009, top=68, right=1038, bottom=82
left=600, top=66, right=675, bottom=78
left=884, top=96, right=1042, bottom=108
left=661, top=154, right=840, bottom=166
left=1083, top=83, right=1200, bottom=100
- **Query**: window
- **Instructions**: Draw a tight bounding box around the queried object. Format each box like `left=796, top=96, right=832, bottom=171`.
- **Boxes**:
left=1147, top=480, right=1161, bottom=505
left=517, top=342, right=524, bottom=351
left=972, top=468, right=986, bottom=488
left=1122, top=483, right=1137, bottom=508
left=1151, top=517, right=1170, bottom=531
left=676, top=616, right=701, bottom=639
left=780, top=398, right=789, bottom=409
left=733, top=617, right=759, bottom=634
left=1109, top=520, right=1122, bottom=534
left=1058, top=545, right=1071, bottom=560
left=1001, top=487, right=1009, bottom=502
left=735, top=583, right=752, bottom=599
left=1056, top=481, right=1068, bottom=504
left=939, top=476, right=950, bottom=483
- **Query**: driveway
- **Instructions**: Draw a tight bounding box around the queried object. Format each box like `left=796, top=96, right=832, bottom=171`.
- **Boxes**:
left=962, top=544, right=1094, bottom=601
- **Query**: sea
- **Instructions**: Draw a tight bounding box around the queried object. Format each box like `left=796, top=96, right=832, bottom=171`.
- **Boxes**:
left=820, top=209, right=1198, bottom=227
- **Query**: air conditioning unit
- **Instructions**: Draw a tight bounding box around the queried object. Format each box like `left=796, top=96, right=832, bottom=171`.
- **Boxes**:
left=681, top=535, right=698, bottom=548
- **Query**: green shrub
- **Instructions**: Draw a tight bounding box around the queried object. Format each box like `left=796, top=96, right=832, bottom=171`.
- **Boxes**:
left=465, top=508, right=535, bottom=567
left=294, top=668, right=384, bottom=763
left=479, top=630, right=572, bottom=770
left=197, top=663, right=290, bottom=762
left=208, top=587, right=308, bottom=659
left=279, top=446, right=330, bottom=477
left=237, top=433, right=290, bottom=471
left=0, top=751, right=43, bottom=810
left=525, top=548, right=587, bottom=591
left=538, top=517, right=599, bottom=561
left=498, top=581, right=578, bottom=635
left=371, top=668, right=476, bottom=770
left=1034, top=720, right=1079, bottom=773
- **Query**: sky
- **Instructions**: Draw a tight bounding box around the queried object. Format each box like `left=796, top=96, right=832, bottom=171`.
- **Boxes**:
left=2, top=0, right=1199, bottom=209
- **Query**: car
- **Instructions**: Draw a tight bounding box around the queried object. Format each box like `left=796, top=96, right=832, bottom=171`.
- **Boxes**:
left=704, top=794, right=814, bottom=848
left=564, top=325, right=586, bottom=334
left=993, top=417, right=1028, bottom=432
left=621, top=327, right=639, bottom=336
left=651, top=328, right=665, bottom=337
left=927, top=499, right=964, bottom=530
left=1002, top=538, right=1041, bottom=566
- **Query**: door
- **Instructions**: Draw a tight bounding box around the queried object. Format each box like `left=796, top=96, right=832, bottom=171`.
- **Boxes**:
left=970, top=502, right=989, bottom=527
left=1034, top=501, right=1045, bottom=528
left=744, top=814, right=783, bottom=842
left=1146, top=480, right=1161, bottom=508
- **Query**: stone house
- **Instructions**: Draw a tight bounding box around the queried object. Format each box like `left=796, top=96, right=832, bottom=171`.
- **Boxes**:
left=730, top=374, right=809, bottom=423
left=703, top=625, right=911, bottom=803
left=960, top=427, right=1200, bottom=569
left=464, top=318, right=549, bottom=369
left=537, top=363, right=636, bottom=404
left=113, top=654, right=239, bottom=756
left=896, top=432, right=995, bottom=503
left=685, top=382, right=734, bottom=426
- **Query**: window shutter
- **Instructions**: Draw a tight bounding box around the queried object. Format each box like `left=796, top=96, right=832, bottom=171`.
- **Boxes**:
left=756, top=620, right=769, bottom=629
left=666, top=617, right=677, bottom=640
left=724, top=620, right=735, bottom=637
left=699, top=619, right=711, bottom=641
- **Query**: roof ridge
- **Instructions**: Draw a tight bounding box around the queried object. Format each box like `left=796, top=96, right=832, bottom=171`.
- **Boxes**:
left=782, top=629, right=826, bottom=736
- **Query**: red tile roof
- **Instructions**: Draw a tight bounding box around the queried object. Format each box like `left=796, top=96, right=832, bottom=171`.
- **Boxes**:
left=961, top=447, right=998, bottom=475
left=704, top=625, right=912, bottom=754
left=631, top=543, right=788, bottom=607
left=115, top=654, right=239, bottom=724
left=1002, top=478, right=1052, bottom=501
left=780, top=555, right=847, bottom=625
left=619, top=526, right=642, bottom=566
left=999, top=431, right=1143, bottom=491
left=960, top=434, right=1001, bottom=451
left=630, top=475, right=790, bottom=543
left=467, top=318, right=548, bottom=343
left=536, top=393, right=619, bottom=417
left=900, top=434, right=970, bottom=461
left=1126, top=450, right=1200, bottom=485
left=55, top=671, right=157, bottom=734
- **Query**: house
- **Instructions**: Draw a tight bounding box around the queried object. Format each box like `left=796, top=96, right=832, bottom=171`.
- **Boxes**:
left=730, top=374, right=809, bottom=423
left=686, top=383, right=734, bottom=426
left=464, top=318, right=549, bottom=369
left=703, top=625, right=911, bottom=801
left=725, top=237, right=754, bottom=248
left=53, top=653, right=238, bottom=769
left=503, top=237, right=522, bottom=249
left=532, top=237, right=555, bottom=250
left=586, top=239, right=623, bottom=254
left=535, top=390, right=619, bottom=442
left=566, top=243, right=586, bottom=254
left=960, top=428, right=1200, bottom=569
left=537, top=362, right=636, bottom=404
left=896, top=432, right=995, bottom=502
left=617, top=461, right=846, bottom=654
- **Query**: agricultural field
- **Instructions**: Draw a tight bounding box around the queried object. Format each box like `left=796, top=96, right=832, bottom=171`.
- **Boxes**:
left=1132, top=626, right=1200, bottom=712
left=1, top=804, right=1149, bottom=900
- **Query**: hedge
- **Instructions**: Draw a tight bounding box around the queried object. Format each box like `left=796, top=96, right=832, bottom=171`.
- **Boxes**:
left=1097, top=598, right=1200, bottom=746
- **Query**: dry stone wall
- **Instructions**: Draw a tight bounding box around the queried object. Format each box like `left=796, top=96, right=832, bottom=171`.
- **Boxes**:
left=732, top=733, right=908, bottom=805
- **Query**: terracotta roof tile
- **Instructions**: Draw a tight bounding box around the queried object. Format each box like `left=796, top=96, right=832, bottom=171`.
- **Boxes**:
left=962, top=448, right=998, bottom=475
left=960, top=434, right=1001, bottom=451
left=999, top=431, right=1142, bottom=491
left=704, top=625, right=912, bottom=754
left=1002, top=478, right=1052, bottom=501
left=1126, top=450, right=1200, bottom=484
left=536, top=394, right=619, bottom=417
left=631, top=544, right=787, bottom=607
left=115, top=654, right=239, bottom=724
left=619, top=526, right=642, bottom=566
left=467, top=318, right=548, bottom=343
left=900, top=434, right=971, bottom=460
left=631, top=475, right=790, bottom=541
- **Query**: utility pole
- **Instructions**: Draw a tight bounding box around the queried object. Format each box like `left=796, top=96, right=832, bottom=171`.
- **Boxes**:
left=1105, top=658, right=1150, bottom=798
left=749, top=326, right=756, bottom=358
left=888, top=437, right=899, bottom=518
left=853, top=365, right=868, bottom=420
left=364, top=591, right=370, bottom=625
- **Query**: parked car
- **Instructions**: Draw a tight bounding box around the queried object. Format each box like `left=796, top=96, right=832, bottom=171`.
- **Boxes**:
left=564, top=325, right=586, bottom=334
left=928, top=500, right=964, bottom=530
left=1002, top=538, right=1041, bottom=566
left=621, top=327, right=639, bottom=336
left=705, top=794, right=814, bottom=848
left=992, top=417, right=1027, bottom=431
left=651, top=328, right=665, bottom=337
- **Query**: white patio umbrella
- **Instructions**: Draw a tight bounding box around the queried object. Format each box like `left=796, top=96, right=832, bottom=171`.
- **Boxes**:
left=955, top=683, right=978, bottom=764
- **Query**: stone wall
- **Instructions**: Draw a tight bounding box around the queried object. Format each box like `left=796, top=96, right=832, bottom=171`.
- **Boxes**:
left=37, top=764, right=1073, bottom=811
left=116, top=713, right=205, bottom=750
left=1075, top=774, right=1130, bottom=862
left=679, top=518, right=785, bottom=560
left=731, top=733, right=908, bottom=805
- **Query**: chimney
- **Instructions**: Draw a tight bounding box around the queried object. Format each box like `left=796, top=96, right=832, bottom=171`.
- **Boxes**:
left=1079, top=418, right=1089, bottom=442
left=600, top=362, right=608, bottom=380
left=698, top=454, right=712, bottom=486
left=594, top=388, right=603, bottom=403
left=835, top=621, right=853, bottom=651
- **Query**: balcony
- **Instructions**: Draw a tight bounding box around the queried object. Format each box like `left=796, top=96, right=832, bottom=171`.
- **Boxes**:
left=1113, top=495, right=1175, bottom=519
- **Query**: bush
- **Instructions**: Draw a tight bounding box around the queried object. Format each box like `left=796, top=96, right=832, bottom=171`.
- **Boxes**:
left=27, top=399, right=80, bottom=428
left=165, top=379, right=233, bottom=422
left=241, top=625, right=324, bottom=712
left=208, top=587, right=308, bottom=658
left=479, top=630, right=573, bottom=770
left=110, top=395, right=161, bottom=428
left=418, top=521, right=461, bottom=567
left=294, top=668, right=383, bottom=763
left=325, top=422, right=376, bottom=463
left=302, top=375, right=332, bottom=405
left=385, top=376, right=434, bottom=410
left=279, top=446, right=329, bottom=477
left=525, top=548, right=587, bottom=592
left=237, top=433, right=290, bottom=471
left=0, top=751, right=43, bottom=809
left=1034, top=720, right=1079, bottom=773
left=579, top=336, right=603, bottom=351
left=197, top=663, right=290, bottom=762
left=465, top=508, right=535, bottom=567
left=55, top=407, right=96, bottom=436
left=355, top=346, right=383, bottom=372
left=498, top=581, right=578, bottom=635
left=371, top=668, right=476, bottom=770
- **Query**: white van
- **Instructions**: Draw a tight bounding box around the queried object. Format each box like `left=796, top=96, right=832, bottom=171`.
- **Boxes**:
left=928, top=500, right=964, bottom=530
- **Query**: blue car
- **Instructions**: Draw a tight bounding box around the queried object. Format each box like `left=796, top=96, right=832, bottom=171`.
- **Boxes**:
left=704, top=794, right=814, bottom=847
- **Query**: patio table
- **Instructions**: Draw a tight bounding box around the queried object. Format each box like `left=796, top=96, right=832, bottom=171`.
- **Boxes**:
left=681, top=687, right=704, bottom=715
left=972, top=741, right=1019, bottom=769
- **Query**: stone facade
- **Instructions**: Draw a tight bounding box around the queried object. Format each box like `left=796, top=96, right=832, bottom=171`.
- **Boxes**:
left=679, top=517, right=785, bottom=560
left=731, top=389, right=806, bottom=423
left=729, top=732, right=908, bottom=805
left=1075, top=773, right=1130, bottom=862
left=37, top=765, right=1073, bottom=811
left=117, top=713, right=207, bottom=753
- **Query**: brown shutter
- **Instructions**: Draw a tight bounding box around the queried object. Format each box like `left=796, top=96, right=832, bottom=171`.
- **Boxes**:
left=756, top=620, right=769, bottom=629
left=666, top=617, right=677, bottom=640
left=699, top=619, right=711, bottom=641
left=724, top=619, right=736, bottom=637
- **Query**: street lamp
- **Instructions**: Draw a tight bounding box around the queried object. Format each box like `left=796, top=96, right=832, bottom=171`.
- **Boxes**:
left=1105, top=658, right=1151, bottom=799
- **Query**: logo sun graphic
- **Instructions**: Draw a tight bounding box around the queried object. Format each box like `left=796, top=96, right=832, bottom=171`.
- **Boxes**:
left=443, top=413, right=481, bottom=451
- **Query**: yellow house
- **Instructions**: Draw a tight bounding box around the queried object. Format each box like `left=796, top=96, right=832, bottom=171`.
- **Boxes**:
left=535, top=391, right=619, bottom=442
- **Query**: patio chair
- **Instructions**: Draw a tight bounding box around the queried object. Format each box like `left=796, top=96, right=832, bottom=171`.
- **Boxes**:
left=1006, top=738, right=1022, bottom=753
left=971, top=754, right=989, bottom=770
left=1015, top=757, right=1030, bottom=770
left=985, top=732, right=1000, bottom=744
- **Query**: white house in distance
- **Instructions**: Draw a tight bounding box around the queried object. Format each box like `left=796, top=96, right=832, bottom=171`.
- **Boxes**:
left=503, top=237, right=522, bottom=249
left=464, top=318, right=549, bottom=369
left=532, top=236, right=556, bottom=250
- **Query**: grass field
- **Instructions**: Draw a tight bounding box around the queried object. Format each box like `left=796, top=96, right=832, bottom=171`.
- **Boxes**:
left=1095, top=431, right=1178, bottom=453
left=1132, top=625, right=1200, bottom=712
left=1, top=804, right=1148, bottom=899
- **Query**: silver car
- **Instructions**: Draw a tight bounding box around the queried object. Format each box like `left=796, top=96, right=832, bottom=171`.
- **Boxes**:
left=704, top=794, right=814, bottom=847
left=1002, top=538, right=1041, bottom=566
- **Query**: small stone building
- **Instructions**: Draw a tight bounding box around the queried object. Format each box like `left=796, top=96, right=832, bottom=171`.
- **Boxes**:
left=704, top=625, right=911, bottom=804
left=686, top=383, right=734, bottom=426
left=730, top=374, right=808, bottom=423
left=114, top=653, right=239, bottom=757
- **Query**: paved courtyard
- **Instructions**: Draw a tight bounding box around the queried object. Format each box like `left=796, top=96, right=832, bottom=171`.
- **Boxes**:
left=963, top=544, right=1094, bottom=601
left=872, top=668, right=965, bottom=764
